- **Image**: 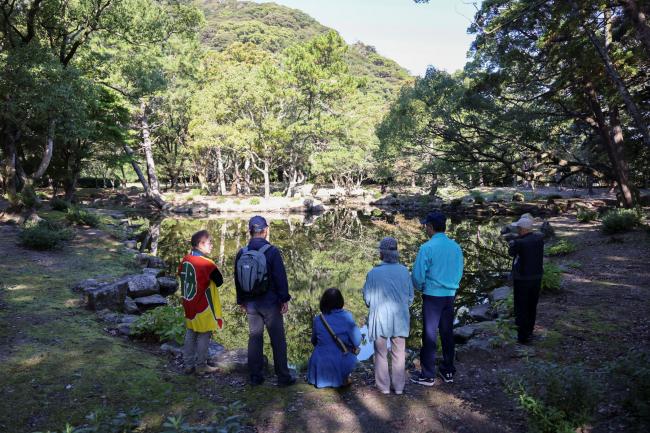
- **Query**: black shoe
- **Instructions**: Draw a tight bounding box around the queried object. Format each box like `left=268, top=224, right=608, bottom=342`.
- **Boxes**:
left=278, top=377, right=296, bottom=387
left=410, top=374, right=435, bottom=387
left=438, top=371, right=454, bottom=383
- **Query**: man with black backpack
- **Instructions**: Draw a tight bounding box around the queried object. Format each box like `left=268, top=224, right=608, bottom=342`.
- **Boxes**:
left=234, top=215, right=296, bottom=386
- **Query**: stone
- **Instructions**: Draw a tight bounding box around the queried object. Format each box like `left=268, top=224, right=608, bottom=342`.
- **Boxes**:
left=127, top=274, right=159, bottom=298
left=161, top=342, right=182, bottom=356
left=84, top=279, right=129, bottom=311
left=208, top=348, right=250, bottom=373
left=135, top=253, right=166, bottom=269
left=489, top=286, right=512, bottom=303
left=300, top=183, right=315, bottom=196
left=117, top=323, right=132, bottom=336
left=157, top=277, right=178, bottom=296
left=540, top=220, right=554, bottom=239
left=72, top=278, right=99, bottom=293
left=188, top=204, right=209, bottom=215
left=97, top=309, right=123, bottom=324
left=469, top=303, right=495, bottom=322
left=123, top=296, right=140, bottom=314
left=207, top=341, right=226, bottom=358
left=142, top=268, right=165, bottom=278
left=134, top=294, right=167, bottom=311
left=454, top=325, right=477, bottom=343
left=120, top=314, right=139, bottom=324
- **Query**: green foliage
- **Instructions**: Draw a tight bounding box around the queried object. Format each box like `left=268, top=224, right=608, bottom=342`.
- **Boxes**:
left=608, top=352, right=650, bottom=430
left=51, top=198, right=71, bottom=211
left=132, top=304, right=185, bottom=344
left=512, top=192, right=525, bottom=202
left=545, top=239, right=577, bottom=256
left=601, top=208, right=642, bottom=234
left=66, top=207, right=101, bottom=228
left=271, top=191, right=284, bottom=197
left=576, top=207, right=598, bottom=223
left=510, top=362, right=600, bottom=433
left=249, top=197, right=261, bottom=205
left=541, top=263, right=562, bottom=293
left=19, top=221, right=74, bottom=251
left=162, top=401, right=246, bottom=433
left=32, top=407, right=142, bottom=433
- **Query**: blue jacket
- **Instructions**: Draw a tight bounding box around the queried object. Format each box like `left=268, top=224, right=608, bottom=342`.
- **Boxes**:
left=234, top=237, right=291, bottom=306
left=412, top=233, right=464, bottom=297
left=363, top=262, right=414, bottom=341
left=308, top=309, right=361, bottom=388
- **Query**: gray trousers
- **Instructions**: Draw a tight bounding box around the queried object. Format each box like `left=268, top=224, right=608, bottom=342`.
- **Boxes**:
left=374, top=336, right=406, bottom=393
left=247, top=303, right=291, bottom=383
left=183, top=329, right=211, bottom=368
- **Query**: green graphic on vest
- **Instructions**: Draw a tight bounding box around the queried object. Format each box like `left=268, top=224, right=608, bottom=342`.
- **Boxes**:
left=180, top=262, right=197, bottom=300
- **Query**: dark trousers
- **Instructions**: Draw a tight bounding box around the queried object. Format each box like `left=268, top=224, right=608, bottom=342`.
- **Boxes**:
left=513, top=279, right=542, bottom=343
left=421, top=295, right=456, bottom=378
left=246, top=303, right=291, bottom=383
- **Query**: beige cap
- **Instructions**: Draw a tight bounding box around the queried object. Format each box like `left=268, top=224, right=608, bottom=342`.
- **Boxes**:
left=512, top=216, right=534, bottom=230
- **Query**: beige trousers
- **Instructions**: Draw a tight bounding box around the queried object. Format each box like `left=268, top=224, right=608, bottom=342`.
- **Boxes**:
left=373, top=336, right=406, bottom=393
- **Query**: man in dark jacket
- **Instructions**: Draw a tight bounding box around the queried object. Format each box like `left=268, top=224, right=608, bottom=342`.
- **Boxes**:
left=508, top=216, right=545, bottom=344
left=234, top=215, right=295, bottom=386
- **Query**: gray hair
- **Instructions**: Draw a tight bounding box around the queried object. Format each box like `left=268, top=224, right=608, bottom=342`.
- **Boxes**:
left=379, top=237, right=399, bottom=263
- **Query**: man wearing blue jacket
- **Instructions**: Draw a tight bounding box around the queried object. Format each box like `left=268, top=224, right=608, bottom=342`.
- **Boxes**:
left=235, top=216, right=295, bottom=386
left=411, top=212, right=464, bottom=386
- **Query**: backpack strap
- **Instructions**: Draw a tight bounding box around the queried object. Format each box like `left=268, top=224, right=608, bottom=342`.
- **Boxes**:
left=258, top=244, right=272, bottom=254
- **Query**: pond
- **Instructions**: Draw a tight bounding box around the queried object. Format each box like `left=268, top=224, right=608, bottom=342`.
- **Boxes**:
left=149, top=209, right=511, bottom=369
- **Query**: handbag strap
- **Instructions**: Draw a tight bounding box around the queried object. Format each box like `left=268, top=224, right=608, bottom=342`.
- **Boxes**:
left=319, top=313, right=348, bottom=354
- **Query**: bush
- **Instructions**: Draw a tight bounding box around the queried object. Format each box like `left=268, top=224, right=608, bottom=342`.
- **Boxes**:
left=608, top=352, right=650, bottom=431
left=512, top=362, right=600, bottom=433
left=19, top=221, right=73, bottom=250
left=249, top=197, right=261, bottom=205
left=601, top=208, right=642, bottom=234
left=271, top=191, right=285, bottom=197
left=545, top=239, right=577, bottom=256
left=50, top=197, right=70, bottom=211
left=576, top=207, right=598, bottom=222
left=131, top=304, right=185, bottom=344
left=66, top=206, right=101, bottom=227
left=541, top=262, right=562, bottom=293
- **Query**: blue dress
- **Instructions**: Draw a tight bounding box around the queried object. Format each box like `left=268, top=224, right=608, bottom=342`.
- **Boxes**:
left=307, top=309, right=361, bottom=388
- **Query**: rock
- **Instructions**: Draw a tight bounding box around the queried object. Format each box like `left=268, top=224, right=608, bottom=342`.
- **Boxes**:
left=72, top=278, right=99, bottom=293
left=134, top=294, right=167, bottom=311
left=469, top=303, right=495, bottom=322
left=540, top=220, right=554, bottom=239
left=300, top=183, right=315, bottom=196
left=97, top=309, right=123, bottom=324
left=188, top=204, right=209, bottom=215
left=209, top=348, right=251, bottom=373
left=127, top=274, right=159, bottom=298
left=123, top=296, right=139, bottom=314
left=142, top=268, right=165, bottom=278
left=157, top=277, right=178, bottom=296
left=454, top=325, right=477, bottom=343
left=120, top=314, right=139, bottom=324
left=207, top=341, right=226, bottom=358
left=458, top=337, right=494, bottom=355
left=117, top=323, right=132, bottom=336
left=489, top=286, right=512, bottom=303
left=124, top=240, right=137, bottom=249
left=135, top=253, right=166, bottom=269
left=84, top=279, right=129, bottom=311
left=161, top=342, right=182, bottom=356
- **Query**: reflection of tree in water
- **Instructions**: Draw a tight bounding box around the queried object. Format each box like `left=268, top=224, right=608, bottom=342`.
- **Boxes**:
left=151, top=211, right=511, bottom=367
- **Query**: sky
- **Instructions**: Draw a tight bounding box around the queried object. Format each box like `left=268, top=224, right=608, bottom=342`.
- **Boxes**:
left=253, top=0, right=480, bottom=76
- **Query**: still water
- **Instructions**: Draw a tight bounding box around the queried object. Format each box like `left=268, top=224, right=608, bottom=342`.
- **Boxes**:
left=151, top=209, right=511, bottom=368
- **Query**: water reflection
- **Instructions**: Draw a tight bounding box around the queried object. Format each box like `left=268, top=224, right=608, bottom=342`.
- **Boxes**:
left=153, top=209, right=510, bottom=368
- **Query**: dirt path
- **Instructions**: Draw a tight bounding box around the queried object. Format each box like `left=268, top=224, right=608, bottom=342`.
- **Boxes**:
left=1, top=213, right=649, bottom=432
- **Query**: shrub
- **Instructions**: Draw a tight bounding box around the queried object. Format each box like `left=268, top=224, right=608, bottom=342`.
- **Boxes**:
left=66, top=206, right=101, bottom=227
left=545, top=239, right=577, bottom=256
left=50, top=197, right=70, bottom=211
left=512, top=192, right=525, bottom=202
left=512, top=362, right=600, bottom=433
left=601, top=208, right=641, bottom=234
left=131, top=304, right=185, bottom=344
left=19, top=221, right=73, bottom=250
left=608, top=352, right=650, bottom=431
left=271, top=191, right=284, bottom=197
left=162, top=401, right=246, bottom=433
left=249, top=197, right=261, bottom=205
left=188, top=188, right=204, bottom=197
left=576, top=207, right=598, bottom=223
left=541, top=262, right=562, bottom=293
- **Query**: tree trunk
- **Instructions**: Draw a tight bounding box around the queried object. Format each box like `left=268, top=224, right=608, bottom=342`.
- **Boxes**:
left=243, top=157, right=251, bottom=195
left=215, top=145, right=227, bottom=195
left=2, top=129, right=19, bottom=201
left=149, top=219, right=161, bottom=255
left=263, top=159, right=270, bottom=199
left=123, top=144, right=165, bottom=209
left=219, top=221, right=228, bottom=267
left=140, top=101, right=162, bottom=198
left=620, top=0, right=650, bottom=57
left=585, top=82, right=634, bottom=207
left=583, top=18, right=650, bottom=150
left=31, top=119, right=56, bottom=181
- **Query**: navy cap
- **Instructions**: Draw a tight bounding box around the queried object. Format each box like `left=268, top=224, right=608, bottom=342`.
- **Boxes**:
left=248, top=215, right=268, bottom=232
left=419, top=211, right=446, bottom=227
